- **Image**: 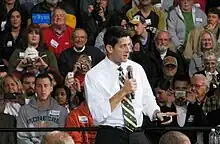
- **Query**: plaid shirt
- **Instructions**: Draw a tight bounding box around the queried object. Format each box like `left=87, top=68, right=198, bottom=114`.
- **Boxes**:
left=202, top=95, right=220, bottom=114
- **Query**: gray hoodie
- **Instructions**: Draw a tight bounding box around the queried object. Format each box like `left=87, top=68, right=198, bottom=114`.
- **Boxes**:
left=17, top=97, right=68, bottom=144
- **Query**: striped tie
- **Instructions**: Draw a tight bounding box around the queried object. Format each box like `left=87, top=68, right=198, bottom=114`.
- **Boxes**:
left=118, top=66, right=137, bottom=132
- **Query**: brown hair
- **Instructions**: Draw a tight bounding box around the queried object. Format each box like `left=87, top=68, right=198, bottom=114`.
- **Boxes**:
left=24, top=24, right=45, bottom=48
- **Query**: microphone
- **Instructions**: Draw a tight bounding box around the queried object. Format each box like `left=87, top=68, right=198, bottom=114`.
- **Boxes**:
left=127, top=66, right=135, bottom=99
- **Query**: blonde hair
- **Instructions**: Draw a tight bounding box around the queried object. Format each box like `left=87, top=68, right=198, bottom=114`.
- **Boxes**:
left=1, top=74, right=24, bottom=94
left=197, top=30, right=218, bottom=53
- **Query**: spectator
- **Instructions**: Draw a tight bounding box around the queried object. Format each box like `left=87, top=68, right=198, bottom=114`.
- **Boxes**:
left=20, top=72, right=35, bottom=104
left=30, top=0, right=76, bottom=29
left=159, top=131, right=191, bottom=144
left=194, top=51, right=220, bottom=97
left=154, top=79, right=172, bottom=106
left=82, top=0, right=115, bottom=45
left=155, top=31, right=186, bottom=74
left=58, top=28, right=105, bottom=76
left=47, top=68, right=63, bottom=87
left=167, top=0, right=207, bottom=52
left=1, top=74, right=25, bottom=117
left=8, top=24, right=58, bottom=74
left=43, top=8, right=73, bottom=59
left=184, top=7, right=220, bottom=59
left=188, top=30, right=219, bottom=77
left=0, top=90, right=17, bottom=144
left=64, top=54, right=92, bottom=107
left=126, top=0, right=167, bottom=32
left=95, top=12, right=128, bottom=54
left=51, top=85, right=72, bottom=113
left=161, top=74, right=206, bottom=144
left=129, top=15, right=161, bottom=88
left=162, top=56, right=178, bottom=86
left=0, top=0, right=27, bottom=32
left=41, top=131, right=75, bottom=144
left=0, top=8, right=25, bottom=62
left=17, top=73, right=68, bottom=144
left=191, top=74, right=220, bottom=114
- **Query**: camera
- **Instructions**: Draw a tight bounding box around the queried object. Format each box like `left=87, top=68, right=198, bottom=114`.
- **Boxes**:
left=175, top=91, right=186, bottom=98
left=4, top=93, right=21, bottom=100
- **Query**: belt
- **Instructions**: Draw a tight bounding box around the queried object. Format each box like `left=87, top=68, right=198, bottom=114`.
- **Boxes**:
left=100, top=125, right=143, bottom=134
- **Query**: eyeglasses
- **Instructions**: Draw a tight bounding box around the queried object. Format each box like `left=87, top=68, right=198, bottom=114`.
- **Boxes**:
left=191, top=84, right=205, bottom=89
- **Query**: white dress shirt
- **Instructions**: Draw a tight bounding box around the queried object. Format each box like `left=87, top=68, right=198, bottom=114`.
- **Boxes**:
left=84, top=57, right=160, bottom=127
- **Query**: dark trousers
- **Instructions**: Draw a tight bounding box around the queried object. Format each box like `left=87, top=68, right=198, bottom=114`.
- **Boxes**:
left=95, top=126, right=151, bottom=144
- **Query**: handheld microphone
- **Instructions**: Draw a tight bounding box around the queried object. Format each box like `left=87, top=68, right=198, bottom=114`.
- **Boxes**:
left=127, top=66, right=135, bottom=99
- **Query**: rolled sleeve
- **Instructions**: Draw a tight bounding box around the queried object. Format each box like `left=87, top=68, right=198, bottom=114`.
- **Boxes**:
left=140, top=66, right=160, bottom=121
left=84, top=74, right=112, bottom=124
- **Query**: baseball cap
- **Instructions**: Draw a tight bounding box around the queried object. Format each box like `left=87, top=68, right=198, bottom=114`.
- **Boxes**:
left=163, top=56, right=178, bottom=66
left=129, top=15, right=146, bottom=25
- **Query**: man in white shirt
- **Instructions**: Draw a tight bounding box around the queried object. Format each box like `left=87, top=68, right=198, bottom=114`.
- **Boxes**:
left=84, top=26, right=176, bottom=144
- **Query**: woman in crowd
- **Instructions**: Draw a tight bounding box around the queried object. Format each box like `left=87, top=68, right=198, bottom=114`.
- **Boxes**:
left=189, top=30, right=219, bottom=77
left=0, top=74, right=25, bottom=117
left=0, top=8, right=25, bottom=62
left=8, top=24, right=59, bottom=74
left=0, top=0, right=27, bottom=32
left=52, top=85, right=72, bottom=113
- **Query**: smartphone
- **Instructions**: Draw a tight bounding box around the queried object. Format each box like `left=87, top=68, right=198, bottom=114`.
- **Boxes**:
left=32, top=13, right=51, bottom=24
left=67, top=72, right=74, bottom=79
left=175, top=91, right=186, bottom=98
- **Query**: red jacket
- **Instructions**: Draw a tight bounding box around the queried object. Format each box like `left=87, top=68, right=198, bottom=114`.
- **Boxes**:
left=43, top=26, right=73, bottom=59
left=65, top=101, right=96, bottom=144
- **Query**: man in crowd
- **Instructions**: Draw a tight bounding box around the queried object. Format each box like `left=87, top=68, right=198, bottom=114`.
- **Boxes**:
left=20, top=72, right=36, bottom=104
left=58, top=28, right=105, bottom=76
left=30, top=0, right=76, bottom=29
left=43, top=8, right=73, bottom=59
left=126, top=0, right=166, bottom=32
left=85, top=26, right=176, bottom=144
left=17, top=73, right=68, bottom=144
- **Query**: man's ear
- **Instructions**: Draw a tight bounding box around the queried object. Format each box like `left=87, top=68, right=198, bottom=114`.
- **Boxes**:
left=218, top=18, right=220, bottom=24
left=105, top=44, right=113, bottom=54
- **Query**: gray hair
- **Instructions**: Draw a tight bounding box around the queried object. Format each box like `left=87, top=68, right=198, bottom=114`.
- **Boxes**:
left=154, top=30, right=171, bottom=42
left=51, top=8, right=67, bottom=19
left=192, top=74, right=210, bottom=90
left=203, top=50, right=217, bottom=61
left=41, top=131, right=75, bottom=144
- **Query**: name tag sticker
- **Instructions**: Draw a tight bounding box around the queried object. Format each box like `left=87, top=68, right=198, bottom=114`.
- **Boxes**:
left=196, top=18, right=203, bottom=22
left=78, top=116, right=88, bottom=123
left=50, top=39, right=59, bottom=48
left=49, top=110, right=60, bottom=116
left=194, top=3, right=201, bottom=8
left=7, top=41, right=12, bottom=47
left=19, top=52, right=25, bottom=58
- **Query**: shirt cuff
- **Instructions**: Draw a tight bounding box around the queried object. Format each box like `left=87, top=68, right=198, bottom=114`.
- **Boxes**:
left=152, top=109, right=160, bottom=120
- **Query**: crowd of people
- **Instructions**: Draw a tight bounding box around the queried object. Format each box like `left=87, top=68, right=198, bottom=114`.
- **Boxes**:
left=0, top=0, right=220, bottom=143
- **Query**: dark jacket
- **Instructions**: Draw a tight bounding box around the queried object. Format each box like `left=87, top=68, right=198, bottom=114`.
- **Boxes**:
left=161, top=103, right=207, bottom=144
left=0, top=28, right=25, bottom=61
left=131, top=33, right=163, bottom=89
left=58, top=46, right=105, bottom=76
left=0, top=113, right=16, bottom=144
left=207, top=107, right=220, bottom=126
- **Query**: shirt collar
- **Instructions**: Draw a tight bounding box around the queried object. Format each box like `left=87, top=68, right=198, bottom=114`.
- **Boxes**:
left=104, top=57, right=127, bottom=72
left=73, top=46, right=86, bottom=53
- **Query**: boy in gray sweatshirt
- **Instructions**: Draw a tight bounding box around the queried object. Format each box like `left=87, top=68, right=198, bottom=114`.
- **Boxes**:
left=17, top=73, right=68, bottom=144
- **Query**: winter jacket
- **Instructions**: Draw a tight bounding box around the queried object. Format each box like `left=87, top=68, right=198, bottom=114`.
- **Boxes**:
left=17, top=97, right=68, bottom=144
left=65, top=101, right=96, bottom=144
left=167, top=5, right=207, bottom=48
left=8, top=45, right=58, bottom=74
